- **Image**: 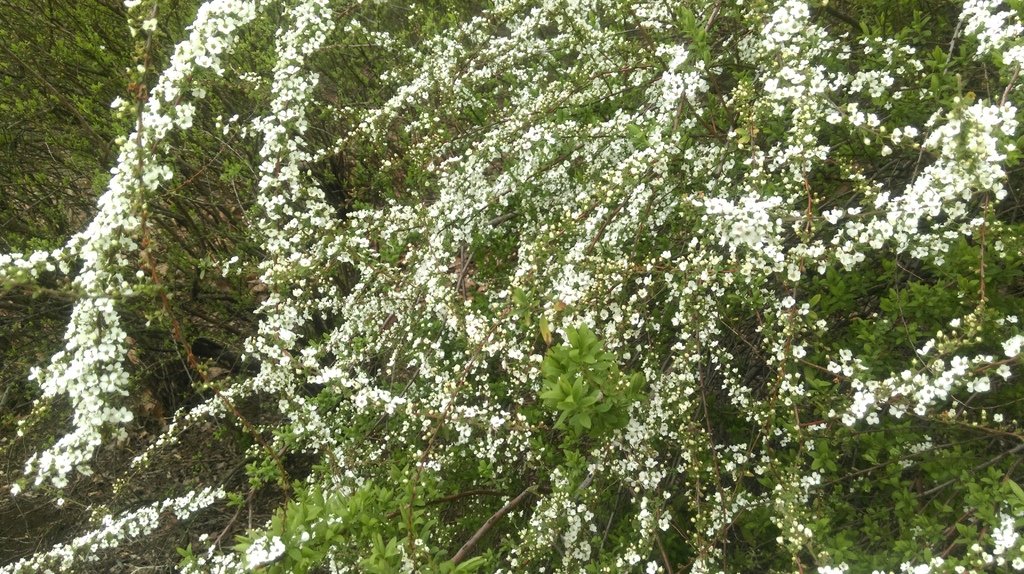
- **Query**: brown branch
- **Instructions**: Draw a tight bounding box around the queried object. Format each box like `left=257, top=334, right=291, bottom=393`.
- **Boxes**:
left=450, top=486, right=536, bottom=565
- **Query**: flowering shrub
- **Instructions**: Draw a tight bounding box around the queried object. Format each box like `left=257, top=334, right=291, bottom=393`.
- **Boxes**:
left=2, top=0, right=1024, bottom=572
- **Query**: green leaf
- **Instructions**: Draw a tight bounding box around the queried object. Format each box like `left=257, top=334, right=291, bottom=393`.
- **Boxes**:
left=566, top=326, right=580, bottom=348
left=579, top=390, right=600, bottom=408
left=540, top=316, right=552, bottom=345
left=1007, top=479, right=1024, bottom=507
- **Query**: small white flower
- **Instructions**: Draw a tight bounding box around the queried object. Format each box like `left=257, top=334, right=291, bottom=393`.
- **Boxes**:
left=1003, top=335, right=1024, bottom=357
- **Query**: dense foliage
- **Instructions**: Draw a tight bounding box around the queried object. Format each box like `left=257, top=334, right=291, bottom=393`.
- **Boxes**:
left=2, top=0, right=1024, bottom=572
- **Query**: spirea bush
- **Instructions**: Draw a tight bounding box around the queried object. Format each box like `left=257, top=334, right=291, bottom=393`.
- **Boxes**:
left=2, top=0, right=1024, bottom=572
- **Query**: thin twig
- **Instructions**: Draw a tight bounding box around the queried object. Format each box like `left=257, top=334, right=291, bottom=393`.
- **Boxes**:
left=655, top=528, right=675, bottom=574
left=212, top=487, right=257, bottom=549
left=450, top=486, right=536, bottom=565
left=1001, top=66, right=1021, bottom=107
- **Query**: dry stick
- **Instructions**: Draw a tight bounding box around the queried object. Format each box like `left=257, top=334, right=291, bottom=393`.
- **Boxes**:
left=456, top=244, right=473, bottom=297
left=450, top=486, right=536, bottom=565
left=704, top=0, right=722, bottom=33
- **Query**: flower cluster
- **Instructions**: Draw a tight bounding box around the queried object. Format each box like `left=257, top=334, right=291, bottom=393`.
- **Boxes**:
left=0, top=487, right=222, bottom=574
left=961, top=0, right=1024, bottom=67
left=4, top=0, right=259, bottom=490
left=4, top=0, right=1024, bottom=572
